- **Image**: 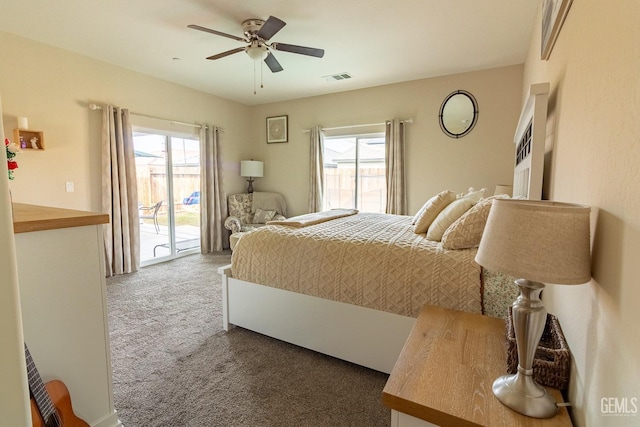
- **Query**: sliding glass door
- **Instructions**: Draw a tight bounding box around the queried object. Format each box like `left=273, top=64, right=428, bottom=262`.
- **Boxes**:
left=134, top=129, right=201, bottom=265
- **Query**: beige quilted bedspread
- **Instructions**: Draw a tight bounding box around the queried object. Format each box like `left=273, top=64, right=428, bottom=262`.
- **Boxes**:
left=231, top=212, right=483, bottom=317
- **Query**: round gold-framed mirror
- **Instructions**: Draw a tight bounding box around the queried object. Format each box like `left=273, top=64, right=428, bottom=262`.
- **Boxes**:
left=439, top=90, right=478, bottom=138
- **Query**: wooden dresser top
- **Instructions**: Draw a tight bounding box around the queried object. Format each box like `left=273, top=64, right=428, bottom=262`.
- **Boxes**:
left=382, top=305, right=572, bottom=427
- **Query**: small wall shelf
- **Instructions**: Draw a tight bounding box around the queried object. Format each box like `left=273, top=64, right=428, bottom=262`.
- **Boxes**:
left=13, top=129, right=45, bottom=150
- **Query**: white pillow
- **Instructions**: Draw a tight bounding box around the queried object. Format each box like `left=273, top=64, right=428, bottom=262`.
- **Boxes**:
left=412, top=202, right=429, bottom=225
left=413, top=191, right=457, bottom=234
left=426, top=197, right=474, bottom=241
left=457, top=187, right=487, bottom=203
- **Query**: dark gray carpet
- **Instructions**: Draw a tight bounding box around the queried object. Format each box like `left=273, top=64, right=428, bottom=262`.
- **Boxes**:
left=106, top=252, right=391, bottom=427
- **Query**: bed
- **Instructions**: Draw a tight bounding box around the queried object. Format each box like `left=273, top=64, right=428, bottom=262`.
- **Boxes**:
left=219, top=83, right=549, bottom=374
left=219, top=206, right=512, bottom=373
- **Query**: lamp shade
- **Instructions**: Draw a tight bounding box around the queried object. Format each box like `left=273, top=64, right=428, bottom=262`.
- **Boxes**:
left=475, top=199, right=591, bottom=285
left=493, top=184, right=513, bottom=197
left=240, top=160, right=264, bottom=178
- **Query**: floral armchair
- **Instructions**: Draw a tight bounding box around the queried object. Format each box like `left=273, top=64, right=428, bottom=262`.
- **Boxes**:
left=224, top=192, right=287, bottom=236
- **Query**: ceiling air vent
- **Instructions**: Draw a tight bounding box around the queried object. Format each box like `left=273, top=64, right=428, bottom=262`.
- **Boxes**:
left=324, top=72, right=352, bottom=81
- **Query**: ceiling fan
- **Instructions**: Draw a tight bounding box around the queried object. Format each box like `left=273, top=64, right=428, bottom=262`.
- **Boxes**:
left=188, top=16, right=325, bottom=74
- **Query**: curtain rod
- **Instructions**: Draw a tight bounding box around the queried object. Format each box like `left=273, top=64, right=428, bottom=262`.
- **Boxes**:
left=302, top=118, right=413, bottom=134
left=89, top=103, right=208, bottom=130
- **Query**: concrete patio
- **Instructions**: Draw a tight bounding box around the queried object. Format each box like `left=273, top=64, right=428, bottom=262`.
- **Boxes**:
left=139, top=222, right=200, bottom=264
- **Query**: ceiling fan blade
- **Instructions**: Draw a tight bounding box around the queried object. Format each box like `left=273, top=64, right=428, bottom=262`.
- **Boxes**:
left=256, top=16, right=286, bottom=40
left=206, top=47, right=246, bottom=60
left=188, top=24, right=246, bottom=42
left=264, top=52, right=284, bottom=73
left=271, top=42, right=325, bottom=58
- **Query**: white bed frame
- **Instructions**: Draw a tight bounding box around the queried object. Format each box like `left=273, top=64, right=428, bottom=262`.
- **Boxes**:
left=218, top=266, right=415, bottom=374
left=513, top=82, right=549, bottom=200
left=218, top=83, right=549, bottom=375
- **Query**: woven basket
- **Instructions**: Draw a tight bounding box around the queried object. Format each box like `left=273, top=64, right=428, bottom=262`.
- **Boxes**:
left=506, top=307, right=571, bottom=390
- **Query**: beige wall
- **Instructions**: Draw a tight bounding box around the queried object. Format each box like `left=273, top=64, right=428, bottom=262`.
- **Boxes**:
left=249, top=66, right=523, bottom=216
left=1, top=30, right=523, bottom=218
left=0, top=31, right=252, bottom=212
left=522, top=1, right=640, bottom=426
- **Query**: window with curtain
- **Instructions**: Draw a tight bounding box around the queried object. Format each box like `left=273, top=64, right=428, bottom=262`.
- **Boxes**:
left=322, top=133, right=386, bottom=213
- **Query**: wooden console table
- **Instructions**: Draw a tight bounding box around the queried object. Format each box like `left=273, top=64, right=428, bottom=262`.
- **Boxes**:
left=382, top=305, right=572, bottom=427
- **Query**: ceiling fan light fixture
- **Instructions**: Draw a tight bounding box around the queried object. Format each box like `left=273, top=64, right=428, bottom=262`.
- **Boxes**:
left=189, top=15, right=324, bottom=82
left=246, top=44, right=267, bottom=61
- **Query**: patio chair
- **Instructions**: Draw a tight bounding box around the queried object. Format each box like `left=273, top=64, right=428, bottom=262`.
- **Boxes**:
left=139, top=200, right=163, bottom=233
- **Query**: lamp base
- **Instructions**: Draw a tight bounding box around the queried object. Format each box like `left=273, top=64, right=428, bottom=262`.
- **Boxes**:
left=246, top=178, right=255, bottom=194
left=493, top=372, right=558, bottom=418
left=494, top=278, right=558, bottom=418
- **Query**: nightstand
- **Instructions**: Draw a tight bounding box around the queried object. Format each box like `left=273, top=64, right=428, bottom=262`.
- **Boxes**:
left=382, top=305, right=572, bottom=427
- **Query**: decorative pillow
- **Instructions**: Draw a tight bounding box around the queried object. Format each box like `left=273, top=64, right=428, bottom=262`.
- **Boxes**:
left=413, top=190, right=457, bottom=234
left=441, top=195, right=510, bottom=249
left=456, top=187, right=487, bottom=203
left=252, top=208, right=277, bottom=224
left=426, top=197, right=474, bottom=241
left=441, top=198, right=491, bottom=249
left=411, top=201, right=429, bottom=225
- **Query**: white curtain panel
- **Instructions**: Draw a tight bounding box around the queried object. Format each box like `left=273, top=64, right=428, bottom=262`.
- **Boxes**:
left=200, top=125, right=228, bottom=252
left=385, top=119, right=407, bottom=215
left=308, top=126, right=324, bottom=213
left=101, top=105, right=140, bottom=276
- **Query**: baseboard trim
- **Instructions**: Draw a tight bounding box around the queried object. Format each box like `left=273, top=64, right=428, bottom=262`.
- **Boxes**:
left=92, top=410, right=122, bottom=427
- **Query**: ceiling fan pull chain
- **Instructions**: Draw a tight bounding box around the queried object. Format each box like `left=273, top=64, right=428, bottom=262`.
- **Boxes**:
left=253, top=58, right=257, bottom=95
left=261, top=56, right=264, bottom=89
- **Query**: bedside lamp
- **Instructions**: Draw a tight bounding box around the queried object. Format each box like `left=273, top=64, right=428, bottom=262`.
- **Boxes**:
left=240, top=160, right=264, bottom=194
left=494, top=184, right=513, bottom=197
left=475, top=199, right=591, bottom=418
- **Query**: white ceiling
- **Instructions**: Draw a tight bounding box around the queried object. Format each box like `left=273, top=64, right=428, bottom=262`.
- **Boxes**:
left=0, top=0, right=538, bottom=106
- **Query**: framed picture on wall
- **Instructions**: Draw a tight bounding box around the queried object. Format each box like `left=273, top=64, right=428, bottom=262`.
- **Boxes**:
left=541, top=0, right=573, bottom=60
left=266, top=115, right=288, bottom=143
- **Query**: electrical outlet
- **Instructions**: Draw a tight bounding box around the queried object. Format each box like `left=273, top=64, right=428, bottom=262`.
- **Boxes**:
left=65, top=182, right=75, bottom=193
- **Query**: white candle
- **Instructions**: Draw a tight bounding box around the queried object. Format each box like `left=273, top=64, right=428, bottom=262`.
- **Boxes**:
left=18, top=117, right=28, bottom=129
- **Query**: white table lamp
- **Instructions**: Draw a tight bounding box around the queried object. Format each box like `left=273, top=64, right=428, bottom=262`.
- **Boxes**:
left=240, top=160, right=264, bottom=193
left=475, top=199, right=591, bottom=418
